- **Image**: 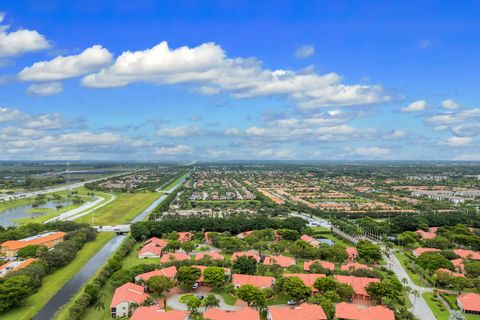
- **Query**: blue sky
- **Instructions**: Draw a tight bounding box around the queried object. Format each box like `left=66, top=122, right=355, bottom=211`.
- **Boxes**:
left=1, top=1, right=479, bottom=160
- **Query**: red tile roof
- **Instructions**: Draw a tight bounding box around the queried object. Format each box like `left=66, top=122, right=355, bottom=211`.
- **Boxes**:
left=416, top=230, right=436, bottom=240
left=453, top=249, right=480, bottom=260
left=231, top=274, right=275, bottom=288
left=1, top=231, right=65, bottom=250
left=139, top=243, right=164, bottom=257
left=284, top=273, right=325, bottom=288
left=204, top=307, right=259, bottom=320
left=436, top=268, right=465, bottom=278
left=458, top=293, right=480, bottom=313
left=346, top=247, right=358, bottom=260
left=160, top=252, right=190, bottom=263
left=412, top=247, right=440, bottom=257
left=451, top=258, right=464, bottom=272
left=178, top=232, right=194, bottom=242
left=269, top=303, right=327, bottom=320
left=195, top=252, right=224, bottom=260
left=231, top=251, right=260, bottom=261
left=110, top=282, right=149, bottom=308
left=341, top=263, right=373, bottom=272
left=335, top=302, right=395, bottom=320
left=300, top=235, right=320, bottom=246
left=135, top=266, right=177, bottom=282
left=304, top=260, right=335, bottom=271
left=145, top=237, right=168, bottom=246
left=263, top=255, right=295, bottom=268
left=334, top=275, right=380, bottom=298
left=131, top=306, right=187, bottom=320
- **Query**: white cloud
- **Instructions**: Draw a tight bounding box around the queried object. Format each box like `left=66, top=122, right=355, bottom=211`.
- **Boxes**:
left=24, top=113, right=65, bottom=129
left=154, top=144, right=193, bottom=156
left=354, top=146, right=391, bottom=157
left=82, top=41, right=389, bottom=109
left=155, top=125, right=203, bottom=138
left=256, top=148, right=296, bottom=159
left=0, top=107, right=23, bottom=122
left=441, top=99, right=460, bottom=110
left=453, top=153, right=480, bottom=161
left=26, top=82, right=63, bottom=96
left=19, top=45, right=112, bottom=81
left=401, top=100, right=427, bottom=112
left=441, top=136, right=472, bottom=147
left=0, top=14, right=50, bottom=57
left=385, top=129, right=406, bottom=140
left=294, top=45, right=315, bottom=58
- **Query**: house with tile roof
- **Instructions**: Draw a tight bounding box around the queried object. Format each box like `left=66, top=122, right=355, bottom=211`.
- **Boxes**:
left=138, top=237, right=168, bottom=258
left=263, top=255, right=295, bottom=268
left=346, top=247, right=358, bottom=262
left=0, top=258, right=37, bottom=277
left=436, top=268, right=465, bottom=278
left=1, top=231, right=65, bottom=257
left=231, top=274, right=275, bottom=288
left=304, top=260, right=335, bottom=272
left=416, top=229, right=436, bottom=240
left=131, top=306, right=188, bottom=320
left=177, top=232, right=194, bottom=242
left=412, top=247, right=440, bottom=257
left=160, top=252, right=190, bottom=263
left=203, top=307, right=260, bottom=320
left=453, top=249, right=480, bottom=260
left=195, top=252, right=224, bottom=261
left=457, top=293, right=480, bottom=314
left=231, top=251, right=260, bottom=262
left=283, top=273, right=325, bottom=288
left=334, top=275, right=380, bottom=301
left=268, top=303, right=327, bottom=320
left=135, top=266, right=177, bottom=283
left=341, top=263, right=373, bottom=272
left=110, top=282, right=149, bottom=318
left=300, top=234, right=320, bottom=247
left=335, top=302, right=395, bottom=320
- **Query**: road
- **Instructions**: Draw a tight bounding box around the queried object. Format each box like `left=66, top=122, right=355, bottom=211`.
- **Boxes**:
left=293, top=212, right=436, bottom=320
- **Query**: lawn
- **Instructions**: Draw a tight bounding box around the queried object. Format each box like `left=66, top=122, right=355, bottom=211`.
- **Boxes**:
left=422, top=292, right=450, bottom=320
left=212, top=288, right=237, bottom=305
left=393, top=251, right=426, bottom=286
left=1, top=233, right=114, bottom=320
left=75, top=191, right=160, bottom=225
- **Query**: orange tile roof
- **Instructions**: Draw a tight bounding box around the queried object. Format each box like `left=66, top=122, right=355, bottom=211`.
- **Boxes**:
left=1, top=231, right=65, bottom=250
left=300, top=235, right=319, bottom=246
left=453, top=249, right=480, bottom=260
left=145, top=237, right=169, bottom=247
left=269, top=303, right=327, bottom=320
left=416, top=230, right=437, bottom=239
left=335, top=302, right=395, bottom=320
left=231, top=251, right=260, bottom=261
left=203, top=307, right=260, bottom=320
left=195, top=252, right=224, bottom=260
left=0, top=258, right=37, bottom=277
left=451, top=258, right=464, bottom=272
left=263, top=255, right=295, bottom=268
left=334, top=275, right=380, bottom=297
left=178, top=232, right=194, bottom=242
left=135, top=266, right=177, bottom=281
left=131, top=306, right=188, bottom=320
left=412, top=247, right=440, bottom=257
left=110, top=282, right=149, bottom=308
left=346, top=247, right=358, bottom=259
left=341, top=263, right=373, bottom=272
left=139, top=243, right=164, bottom=257
left=232, top=274, right=275, bottom=288
left=160, top=252, right=190, bottom=263
left=458, top=293, right=480, bottom=312
left=284, top=273, right=325, bottom=288
left=436, top=268, right=465, bottom=278
left=304, top=260, right=335, bottom=271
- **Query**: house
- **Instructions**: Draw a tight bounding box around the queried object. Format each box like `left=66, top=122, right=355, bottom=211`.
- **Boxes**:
left=1, top=231, right=66, bottom=257
left=195, top=252, right=224, bottom=261
left=436, top=268, right=465, bottom=278
left=204, top=307, right=260, bottom=320
left=0, top=258, right=37, bottom=277
left=178, top=232, right=194, bottom=242
left=453, top=249, right=480, bottom=260
left=457, top=293, right=480, bottom=314
left=232, top=274, right=275, bottom=288
left=160, top=252, right=190, bottom=263
left=346, top=247, right=358, bottom=262
left=110, top=282, right=149, bottom=318
left=451, top=259, right=465, bottom=273
left=284, top=273, right=325, bottom=288
left=412, top=247, right=440, bottom=257
left=236, top=231, right=254, bottom=239
left=341, top=263, right=373, bottom=272
left=416, top=230, right=436, bottom=240
left=263, top=255, right=295, bottom=268
left=268, top=303, right=327, bottom=320
left=335, top=302, right=395, bottom=320
left=138, top=238, right=168, bottom=258
left=304, top=260, right=335, bottom=272
left=131, top=306, right=188, bottom=320
left=134, top=266, right=177, bottom=283
left=334, top=275, right=380, bottom=301
left=231, top=251, right=260, bottom=262
left=300, top=234, right=320, bottom=247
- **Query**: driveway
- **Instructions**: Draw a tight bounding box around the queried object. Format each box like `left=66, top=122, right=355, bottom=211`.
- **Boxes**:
left=166, top=291, right=240, bottom=312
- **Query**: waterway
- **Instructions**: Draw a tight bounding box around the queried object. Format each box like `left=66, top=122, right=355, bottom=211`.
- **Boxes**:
left=0, top=200, right=72, bottom=227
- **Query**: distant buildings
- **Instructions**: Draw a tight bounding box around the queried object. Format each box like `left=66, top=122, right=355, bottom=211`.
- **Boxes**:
left=1, top=231, right=65, bottom=257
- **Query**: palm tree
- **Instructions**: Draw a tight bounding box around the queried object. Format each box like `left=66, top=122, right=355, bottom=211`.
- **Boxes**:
left=94, top=292, right=106, bottom=311
left=449, top=310, right=465, bottom=320
left=401, top=277, right=408, bottom=286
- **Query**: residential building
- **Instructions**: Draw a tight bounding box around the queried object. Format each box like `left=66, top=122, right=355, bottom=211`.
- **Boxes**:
left=231, top=274, right=275, bottom=288
left=334, top=275, right=380, bottom=301
left=263, top=255, right=295, bottom=268
left=284, top=273, right=325, bottom=288
left=335, top=302, right=395, bottom=320
left=204, top=307, right=260, bottom=320
left=231, top=251, right=260, bottom=262
left=412, top=247, right=440, bottom=257
left=304, top=260, right=335, bottom=272
left=1, top=231, right=66, bottom=257
left=0, top=258, right=37, bottom=277
left=160, top=252, right=190, bottom=263
left=134, top=266, right=177, bottom=283
left=131, top=306, right=188, bottom=320
left=268, top=303, right=327, bottom=320
left=341, top=263, right=373, bottom=272
left=110, top=282, right=149, bottom=318
left=195, top=252, right=224, bottom=261
left=457, top=293, right=480, bottom=314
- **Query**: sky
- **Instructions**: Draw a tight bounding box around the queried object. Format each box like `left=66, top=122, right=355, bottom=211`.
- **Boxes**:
left=1, top=0, right=480, bottom=161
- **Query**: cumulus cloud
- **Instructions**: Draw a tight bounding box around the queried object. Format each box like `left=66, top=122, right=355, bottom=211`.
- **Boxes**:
left=82, top=41, right=389, bottom=109
left=385, top=129, right=406, bottom=140
left=441, top=99, right=460, bottom=110
left=0, top=13, right=50, bottom=57
left=155, top=125, right=203, bottom=138
left=19, top=45, right=112, bottom=81
left=294, top=45, right=315, bottom=58
left=354, top=146, right=391, bottom=157
left=401, top=100, right=427, bottom=112
left=441, top=136, right=472, bottom=147
left=24, top=113, right=65, bottom=129
left=453, top=153, right=480, bottom=161
left=154, top=144, right=193, bottom=156
left=256, top=148, right=296, bottom=159
left=0, top=107, right=23, bottom=122
left=26, top=82, right=63, bottom=96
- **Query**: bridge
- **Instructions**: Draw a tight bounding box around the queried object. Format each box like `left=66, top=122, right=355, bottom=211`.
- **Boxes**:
left=93, top=225, right=131, bottom=234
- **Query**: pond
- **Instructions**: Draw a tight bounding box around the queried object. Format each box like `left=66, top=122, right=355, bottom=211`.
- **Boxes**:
left=0, top=200, right=73, bottom=227
left=317, top=238, right=335, bottom=246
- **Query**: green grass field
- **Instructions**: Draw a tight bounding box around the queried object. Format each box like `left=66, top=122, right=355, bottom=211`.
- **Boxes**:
left=75, top=192, right=160, bottom=225
left=393, top=251, right=426, bottom=286
left=1, top=233, right=114, bottom=320
left=423, top=292, right=450, bottom=320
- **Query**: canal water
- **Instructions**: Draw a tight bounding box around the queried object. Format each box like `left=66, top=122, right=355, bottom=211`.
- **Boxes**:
left=33, top=234, right=126, bottom=320
left=0, top=200, right=72, bottom=227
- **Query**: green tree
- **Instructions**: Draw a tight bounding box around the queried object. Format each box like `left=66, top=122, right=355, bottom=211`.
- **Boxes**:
left=308, top=295, right=335, bottom=320
left=146, top=275, right=175, bottom=296
left=176, top=266, right=201, bottom=287
left=356, top=240, right=382, bottom=263
left=17, top=245, right=45, bottom=258
left=232, top=256, right=257, bottom=275
left=282, top=276, right=311, bottom=302
left=202, top=293, right=220, bottom=310
left=464, top=261, right=480, bottom=278
left=185, top=295, right=202, bottom=317
left=203, top=266, right=226, bottom=288
left=313, top=276, right=337, bottom=294
left=416, top=252, right=454, bottom=271
left=236, top=284, right=267, bottom=310
left=181, top=241, right=196, bottom=254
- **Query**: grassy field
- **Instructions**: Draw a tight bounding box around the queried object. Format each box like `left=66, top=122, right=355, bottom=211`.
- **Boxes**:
left=75, top=192, right=160, bottom=225
left=309, top=226, right=352, bottom=247
left=163, top=171, right=190, bottom=191
left=393, top=251, right=426, bottom=286
left=1, top=233, right=114, bottom=320
left=423, top=292, right=450, bottom=320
